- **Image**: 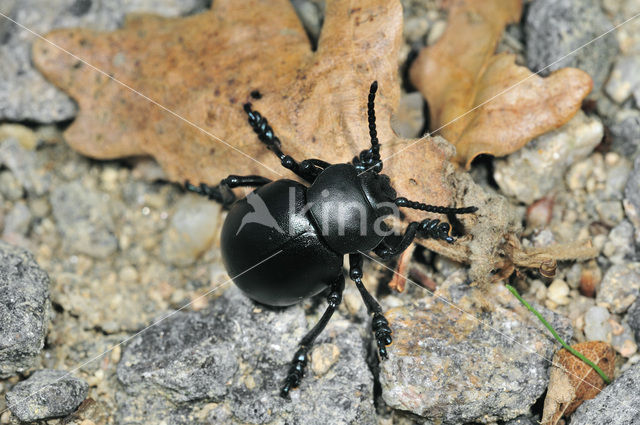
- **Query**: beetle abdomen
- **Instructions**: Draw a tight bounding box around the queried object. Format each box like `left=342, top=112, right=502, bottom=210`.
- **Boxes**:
left=221, top=179, right=343, bottom=306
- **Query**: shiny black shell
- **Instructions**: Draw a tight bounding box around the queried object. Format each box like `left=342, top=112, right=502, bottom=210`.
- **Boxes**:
left=221, top=179, right=343, bottom=306
left=307, top=164, right=386, bottom=254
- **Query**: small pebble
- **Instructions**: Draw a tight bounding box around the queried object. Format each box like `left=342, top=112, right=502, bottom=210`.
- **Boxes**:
left=311, top=343, right=340, bottom=376
left=5, top=370, right=88, bottom=422
left=427, top=20, right=446, bottom=45
left=579, top=264, right=602, bottom=298
left=597, top=263, right=640, bottom=314
left=160, top=195, right=222, bottom=266
left=583, top=306, right=612, bottom=342
left=547, top=279, right=570, bottom=306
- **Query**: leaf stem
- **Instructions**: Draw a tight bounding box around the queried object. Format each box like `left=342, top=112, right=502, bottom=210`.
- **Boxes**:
left=505, top=284, right=611, bottom=384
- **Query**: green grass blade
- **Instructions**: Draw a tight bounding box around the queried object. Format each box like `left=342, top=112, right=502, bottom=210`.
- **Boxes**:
left=505, top=284, right=611, bottom=384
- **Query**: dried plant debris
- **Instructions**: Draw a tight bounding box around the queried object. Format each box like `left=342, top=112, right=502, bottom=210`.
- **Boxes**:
left=541, top=341, right=615, bottom=425
left=32, top=0, right=459, bottom=212
left=409, top=0, right=593, bottom=168
left=32, top=0, right=596, bottom=285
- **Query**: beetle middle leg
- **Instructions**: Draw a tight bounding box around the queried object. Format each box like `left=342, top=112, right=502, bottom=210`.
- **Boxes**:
left=348, top=253, right=393, bottom=359
left=185, top=174, right=271, bottom=207
left=280, top=275, right=345, bottom=398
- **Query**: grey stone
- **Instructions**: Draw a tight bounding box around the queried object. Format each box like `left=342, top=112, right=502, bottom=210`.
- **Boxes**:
left=160, top=194, right=221, bottom=266
left=625, top=155, right=640, bottom=240
left=602, top=220, right=635, bottom=264
left=116, top=286, right=376, bottom=424
left=570, top=362, right=640, bottom=425
left=505, top=416, right=539, bottom=425
left=0, top=0, right=209, bottom=123
left=597, top=262, right=640, bottom=314
left=50, top=181, right=118, bottom=258
left=493, top=111, right=603, bottom=204
left=605, top=53, right=640, bottom=103
left=379, top=272, right=573, bottom=424
left=0, top=138, right=50, bottom=196
left=5, top=369, right=88, bottom=422
left=627, top=298, right=640, bottom=343
left=525, top=0, right=619, bottom=93
left=0, top=241, right=50, bottom=378
left=609, top=109, right=640, bottom=156
left=2, top=200, right=31, bottom=236
left=583, top=306, right=612, bottom=342
left=0, top=170, right=22, bottom=200
left=291, top=0, right=324, bottom=44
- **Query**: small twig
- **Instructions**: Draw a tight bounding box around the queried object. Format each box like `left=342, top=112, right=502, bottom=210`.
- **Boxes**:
left=505, top=284, right=611, bottom=384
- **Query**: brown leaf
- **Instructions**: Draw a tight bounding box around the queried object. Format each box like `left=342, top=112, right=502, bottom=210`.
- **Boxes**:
left=541, top=341, right=615, bottom=425
left=32, top=0, right=455, bottom=211
left=409, top=0, right=593, bottom=168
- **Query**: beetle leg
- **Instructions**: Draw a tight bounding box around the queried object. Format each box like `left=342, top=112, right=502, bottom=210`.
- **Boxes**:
left=184, top=175, right=271, bottom=207
left=243, top=103, right=321, bottom=183
left=373, top=219, right=454, bottom=260
left=348, top=254, right=393, bottom=359
left=280, top=275, right=345, bottom=398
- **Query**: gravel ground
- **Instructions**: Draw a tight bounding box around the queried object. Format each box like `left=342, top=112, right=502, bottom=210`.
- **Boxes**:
left=1, top=0, right=640, bottom=424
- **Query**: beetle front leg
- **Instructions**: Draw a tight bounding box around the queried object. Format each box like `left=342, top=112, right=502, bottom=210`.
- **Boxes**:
left=348, top=254, right=392, bottom=359
left=280, top=275, right=345, bottom=398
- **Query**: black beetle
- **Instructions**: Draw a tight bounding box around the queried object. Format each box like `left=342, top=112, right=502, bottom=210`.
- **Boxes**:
left=185, top=82, right=478, bottom=397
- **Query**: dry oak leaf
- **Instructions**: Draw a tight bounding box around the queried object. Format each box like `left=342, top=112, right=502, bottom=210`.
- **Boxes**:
left=409, top=0, right=593, bottom=168
left=32, top=0, right=459, bottom=218
left=541, top=341, right=615, bottom=425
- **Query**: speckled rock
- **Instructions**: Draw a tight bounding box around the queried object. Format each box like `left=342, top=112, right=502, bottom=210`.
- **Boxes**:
left=2, top=201, right=31, bottom=237
left=609, top=109, right=640, bottom=157
left=0, top=137, right=50, bottom=196
left=160, top=194, right=222, bottom=266
left=0, top=241, right=50, bottom=378
left=583, top=306, right=612, bottom=342
left=602, top=220, right=635, bottom=264
left=494, top=111, right=603, bottom=204
left=50, top=181, right=118, bottom=258
left=116, top=286, right=376, bottom=425
left=605, top=53, right=640, bottom=103
left=5, top=369, right=88, bottom=422
left=627, top=298, right=640, bottom=343
left=525, top=0, right=618, bottom=93
left=0, top=0, right=209, bottom=122
left=379, top=272, right=572, bottom=424
left=597, top=263, right=640, bottom=314
left=624, top=155, right=640, bottom=240
left=505, top=416, right=539, bottom=425
left=570, top=362, right=640, bottom=425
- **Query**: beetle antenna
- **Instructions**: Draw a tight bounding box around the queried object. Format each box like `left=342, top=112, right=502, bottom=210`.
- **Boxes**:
left=395, top=197, right=478, bottom=215
left=368, top=81, right=380, bottom=162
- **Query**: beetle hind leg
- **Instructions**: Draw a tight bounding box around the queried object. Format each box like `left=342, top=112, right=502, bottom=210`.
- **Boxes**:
left=184, top=174, right=271, bottom=207
left=280, top=275, right=345, bottom=398
left=348, top=254, right=392, bottom=359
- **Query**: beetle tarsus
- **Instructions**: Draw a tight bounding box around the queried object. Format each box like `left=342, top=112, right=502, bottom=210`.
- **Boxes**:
left=349, top=254, right=393, bottom=359
left=279, top=276, right=345, bottom=397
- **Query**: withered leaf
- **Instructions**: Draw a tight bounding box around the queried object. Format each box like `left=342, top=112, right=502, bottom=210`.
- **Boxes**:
left=409, top=0, right=593, bottom=168
left=33, top=0, right=457, bottom=215
left=541, top=341, right=615, bottom=425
